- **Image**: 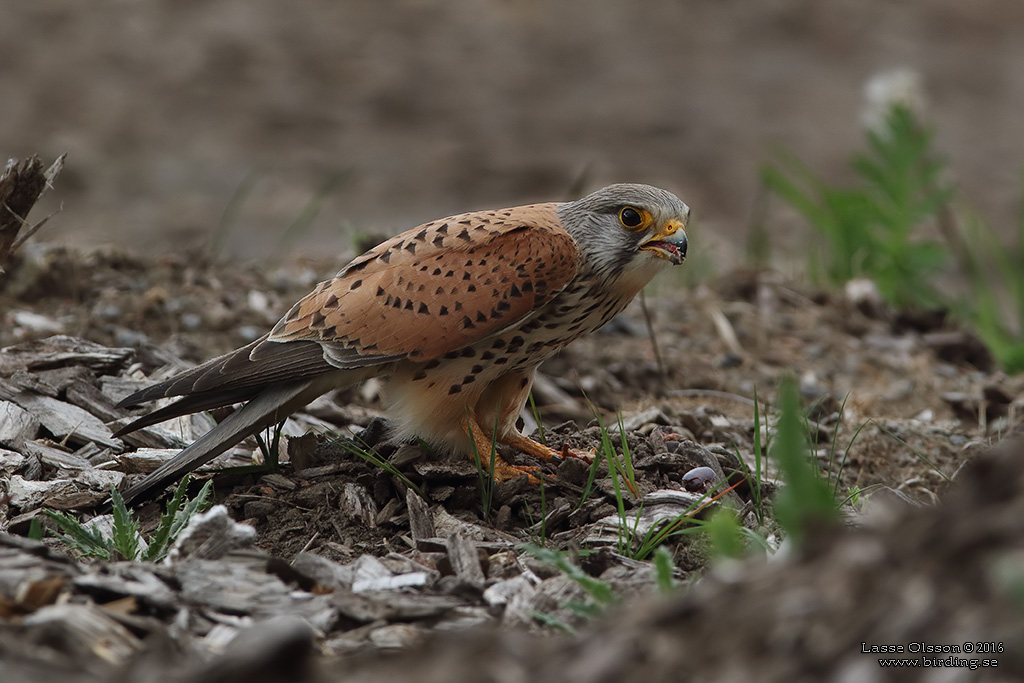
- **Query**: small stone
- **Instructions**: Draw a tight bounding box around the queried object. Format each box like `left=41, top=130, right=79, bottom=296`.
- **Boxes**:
left=237, top=325, right=262, bottom=341
left=682, top=466, right=718, bottom=493
left=180, top=312, right=202, bottom=330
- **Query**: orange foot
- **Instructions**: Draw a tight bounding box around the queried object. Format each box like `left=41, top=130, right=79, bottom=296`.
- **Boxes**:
left=501, top=431, right=596, bottom=464
left=464, top=421, right=597, bottom=484
left=464, top=418, right=542, bottom=483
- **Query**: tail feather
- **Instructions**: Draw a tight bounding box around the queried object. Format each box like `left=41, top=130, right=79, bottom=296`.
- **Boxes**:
left=118, top=380, right=320, bottom=504
left=112, top=387, right=260, bottom=438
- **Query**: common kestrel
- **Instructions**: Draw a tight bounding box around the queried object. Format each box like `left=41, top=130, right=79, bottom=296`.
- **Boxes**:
left=115, top=184, right=689, bottom=502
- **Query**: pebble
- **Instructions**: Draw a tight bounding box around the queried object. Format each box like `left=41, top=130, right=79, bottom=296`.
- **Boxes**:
left=180, top=312, right=202, bottom=330
left=682, top=466, right=718, bottom=493
left=237, top=325, right=262, bottom=341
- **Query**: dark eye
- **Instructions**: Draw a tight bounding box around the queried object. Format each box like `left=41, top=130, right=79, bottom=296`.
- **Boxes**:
left=619, top=207, right=643, bottom=228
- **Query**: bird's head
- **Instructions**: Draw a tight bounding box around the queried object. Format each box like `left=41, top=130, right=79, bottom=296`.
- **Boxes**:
left=557, top=183, right=689, bottom=282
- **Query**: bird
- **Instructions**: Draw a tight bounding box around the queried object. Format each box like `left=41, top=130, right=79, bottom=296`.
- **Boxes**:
left=113, top=183, right=689, bottom=503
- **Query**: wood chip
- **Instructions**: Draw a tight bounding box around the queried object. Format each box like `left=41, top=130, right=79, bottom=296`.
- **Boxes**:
left=97, top=376, right=152, bottom=405
left=7, top=470, right=124, bottom=510
left=351, top=555, right=393, bottom=592
left=586, top=488, right=714, bottom=548
left=166, top=505, right=256, bottom=563
left=114, top=448, right=185, bottom=473
left=8, top=369, right=62, bottom=396
left=432, top=605, right=494, bottom=632
left=0, top=448, right=26, bottom=474
left=21, top=440, right=91, bottom=471
left=22, top=602, right=141, bottom=664
left=445, top=530, right=486, bottom=589
left=291, top=552, right=356, bottom=590
left=483, top=575, right=536, bottom=608
left=73, top=566, right=178, bottom=611
left=0, top=400, right=38, bottom=448
left=333, top=589, right=466, bottom=622
left=405, top=490, right=435, bottom=542
left=0, top=387, right=122, bottom=449
left=367, top=623, right=425, bottom=648
left=0, top=535, right=80, bottom=600
left=412, top=460, right=478, bottom=480
left=352, top=572, right=430, bottom=592
left=0, top=335, right=132, bottom=377
left=430, top=506, right=516, bottom=544
left=64, top=378, right=127, bottom=423
left=339, top=482, right=378, bottom=527
left=175, top=555, right=303, bottom=616
left=112, top=423, right=189, bottom=450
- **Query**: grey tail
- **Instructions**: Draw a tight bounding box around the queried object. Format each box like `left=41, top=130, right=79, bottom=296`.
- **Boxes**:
left=117, top=381, right=315, bottom=505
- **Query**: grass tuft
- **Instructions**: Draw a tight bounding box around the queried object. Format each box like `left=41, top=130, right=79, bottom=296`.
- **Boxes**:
left=763, top=104, right=951, bottom=309
left=335, top=435, right=425, bottom=498
left=770, top=378, right=841, bottom=545
left=42, top=476, right=213, bottom=562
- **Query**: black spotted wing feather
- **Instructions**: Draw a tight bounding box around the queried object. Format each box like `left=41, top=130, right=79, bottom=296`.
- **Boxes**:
left=265, top=203, right=580, bottom=364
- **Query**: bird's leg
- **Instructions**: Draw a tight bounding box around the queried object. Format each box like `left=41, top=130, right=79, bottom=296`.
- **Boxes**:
left=463, top=417, right=541, bottom=483
left=474, top=370, right=595, bottom=466
left=499, top=431, right=595, bottom=464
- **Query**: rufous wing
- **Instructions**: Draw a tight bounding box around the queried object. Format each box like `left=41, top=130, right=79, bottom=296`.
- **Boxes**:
left=264, top=203, right=581, bottom=365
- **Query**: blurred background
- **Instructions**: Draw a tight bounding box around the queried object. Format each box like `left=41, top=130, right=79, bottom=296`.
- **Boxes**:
left=4, top=0, right=1024, bottom=271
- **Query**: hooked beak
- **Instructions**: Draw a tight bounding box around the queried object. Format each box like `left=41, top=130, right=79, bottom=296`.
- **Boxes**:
left=640, top=218, right=687, bottom=265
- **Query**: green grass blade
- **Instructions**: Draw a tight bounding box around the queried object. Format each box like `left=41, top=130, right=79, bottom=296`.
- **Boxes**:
left=41, top=510, right=111, bottom=559
left=141, top=475, right=192, bottom=562
left=525, top=545, right=615, bottom=606
left=615, top=411, right=636, bottom=491
left=771, top=378, right=839, bottom=544
left=704, top=508, right=746, bottom=559
left=109, top=485, right=141, bottom=561
left=750, top=386, right=765, bottom=523
left=338, top=436, right=425, bottom=499
left=653, top=546, right=676, bottom=592
left=577, top=453, right=602, bottom=508
left=170, top=479, right=214, bottom=541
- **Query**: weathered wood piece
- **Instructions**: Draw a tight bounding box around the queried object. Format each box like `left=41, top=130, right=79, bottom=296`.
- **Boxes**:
left=7, top=470, right=124, bottom=510
left=166, top=505, right=256, bottom=563
left=586, top=488, right=713, bottom=548
left=0, top=335, right=132, bottom=377
left=406, top=490, right=435, bottom=543
left=21, top=440, right=91, bottom=471
left=445, top=530, right=486, bottom=590
left=0, top=400, right=38, bottom=448
left=0, top=386, right=122, bottom=449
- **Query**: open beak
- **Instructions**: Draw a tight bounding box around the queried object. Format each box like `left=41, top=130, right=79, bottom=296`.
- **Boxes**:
left=640, top=218, right=687, bottom=265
